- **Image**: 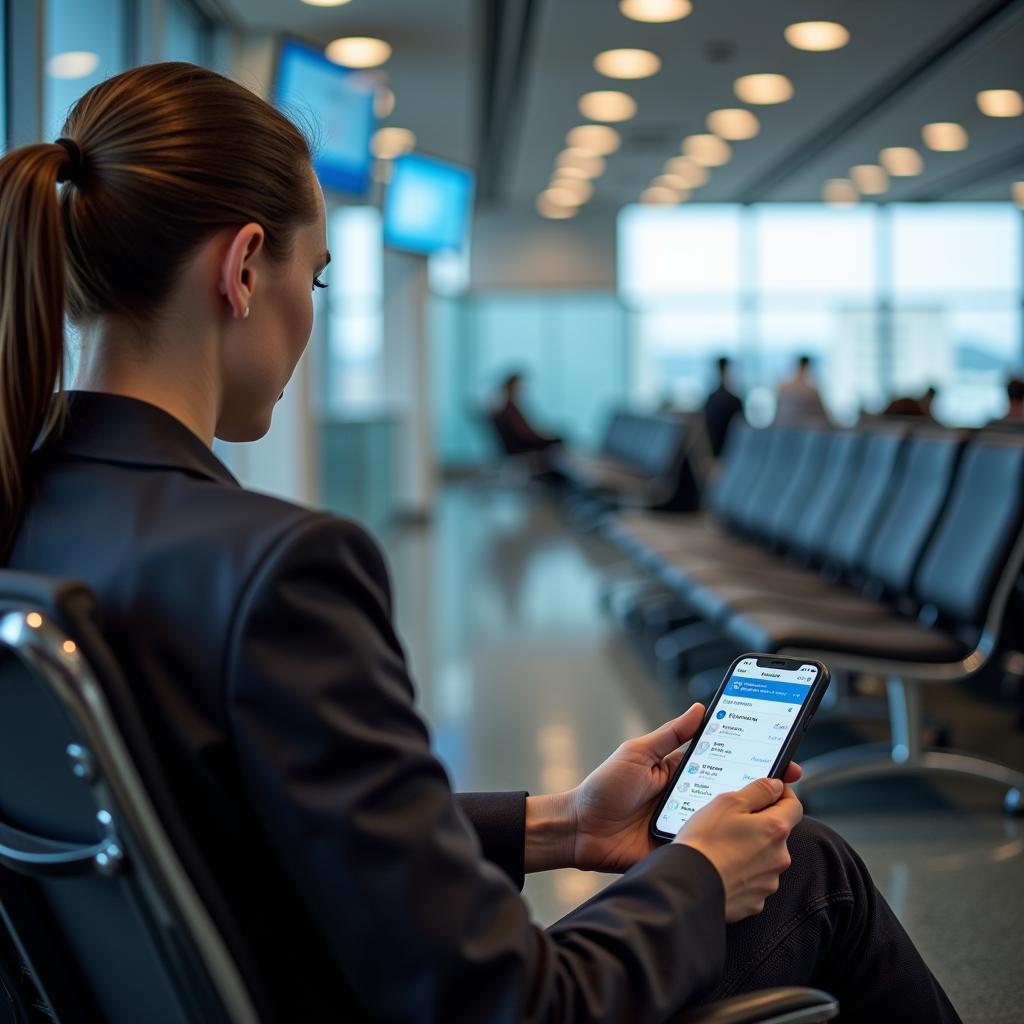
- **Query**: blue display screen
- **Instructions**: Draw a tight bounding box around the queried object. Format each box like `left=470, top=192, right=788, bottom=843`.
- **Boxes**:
left=274, top=38, right=376, bottom=196
left=384, top=153, right=475, bottom=255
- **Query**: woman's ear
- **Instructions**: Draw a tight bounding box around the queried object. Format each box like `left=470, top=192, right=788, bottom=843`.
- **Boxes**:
left=219, top=223, right=265, bottom=320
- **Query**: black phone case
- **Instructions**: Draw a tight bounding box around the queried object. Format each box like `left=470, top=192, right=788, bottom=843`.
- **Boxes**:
left=649, top=653, right=831, bottom=843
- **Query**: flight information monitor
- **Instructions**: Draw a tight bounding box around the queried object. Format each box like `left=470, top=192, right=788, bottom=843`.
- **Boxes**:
left=383, top=153, right=475, bottom=255
left=274, top=37, right=376, bottom=196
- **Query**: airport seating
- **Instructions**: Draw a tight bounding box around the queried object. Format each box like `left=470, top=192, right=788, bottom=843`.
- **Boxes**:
left=557, top=409, right=706, bottom=513
left=605, top=424, right=1024, bottom=813
left=0, top=572, right=838, bottom=1024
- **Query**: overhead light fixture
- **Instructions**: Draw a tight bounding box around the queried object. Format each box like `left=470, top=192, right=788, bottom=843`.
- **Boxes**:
left=653, top=173, right=688, bottom=191
left=784, top=21, right=850, bottom=52
left=301, top=0, right=352, bottom=5
left=880, top=146, right=923, bottom=176
left=850, top=164, right=889, bottom=195
left=734, top=73, right=793, bottom=105
left=537, top=193, right=578, bottom=219
left=664, top=156, right=709, bottom=188
left=579, top=90, right=637, bottom=122
left=46, top=51, right=100, bottom=79
left=706, top=108, right=760, bottom=141
left=594, top=48, right=661, bottom=80
left=641, top=186, right=681, bottom=204
left=977, top=89, right=1023, bottom=117
left=619, top=0, right=691, bottom=23
left=550, top=177, right=594, bottom=203
left=556, top=148, right=605, bottom=178
left=1013, top=182, right=1024, bottom=210
left=683, top=134, right=731, bottom=167
left=325, top=37, right=392, bottom=69
left=544, top=185, right=585, bottom=208
left=922, top=122, right=968, bottom=152
left=371, top=126, right=415, bottom=159
left=566, top=124, right=621, bottom=155
left=554, top=164, right=592, bottom=180
left=823, top=178, right=858, bottom=207
left=374, top=86, right=395, bottom=119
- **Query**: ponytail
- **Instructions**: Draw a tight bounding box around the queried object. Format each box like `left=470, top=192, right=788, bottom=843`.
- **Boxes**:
left=0, top=142, right=69, bottom=556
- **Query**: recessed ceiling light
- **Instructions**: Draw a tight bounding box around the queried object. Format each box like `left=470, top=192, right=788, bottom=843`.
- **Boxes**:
left=977, top=89, right=1023, bottom=117
left=566, top=124, right=621, bottom=155
left=850, top=164, right=888, bottom=195
left=579, top=90, right=637, bottom=122
left=734, top=74, right=793, bottom=105
left=653, top=173, right=688, bottom=190
left=823, top=178, right=858, bottom=206
left=537, top=193, right=577, bottom=219
left=325, top=37, right=392, bottom=69
left=922, top=122, right=968, bottom=152
left=46, top=51, right=100, bottom=79
left=594, top=48, right=661, bottom=80
left=371, top=127, right=415, bottom=159
left=641, top=185, right=682, bottom=204
left=554, top=164, right=591, bottom=180
left=556, top=148, right=605, bottom=178
left=301, top=0, right=352, bottom=5
left=706, top=108, right=760, bottom=141
left=683, top=134, right=731, bottom=167
left=1013, top=182, right=1024, bottom=210
left=619, top=0, right=691, bottom=23
left=880, top=146, right=923, bottom=176
left=550, top=177, right=594, bottom=203
left=545, top=185, right=585, bottom=208
left=784, top=21, right=850, bottom=52
left=375, top=86, right=395, bottom=119
left=664, top=156, right=709, bottom=188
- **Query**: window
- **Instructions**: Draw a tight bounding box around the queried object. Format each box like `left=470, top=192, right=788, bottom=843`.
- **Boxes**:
left=323, top=206, right=384, bottom=411
left=44, top=0, right=127, bottom=141
left=618, top=203, right=1024, bottom=427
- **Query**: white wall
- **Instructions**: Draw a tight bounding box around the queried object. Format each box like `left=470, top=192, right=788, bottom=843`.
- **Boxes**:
left=470, top=205, right=618, bottom=291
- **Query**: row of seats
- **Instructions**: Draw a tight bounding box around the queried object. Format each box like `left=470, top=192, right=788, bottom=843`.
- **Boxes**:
left=557, top=409, right=705, bottom=513
left=604, top=421, right=1024, bottom=810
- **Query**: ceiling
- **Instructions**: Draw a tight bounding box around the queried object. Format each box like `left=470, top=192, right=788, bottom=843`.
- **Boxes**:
left=212, top=0, right=1024, bottom=208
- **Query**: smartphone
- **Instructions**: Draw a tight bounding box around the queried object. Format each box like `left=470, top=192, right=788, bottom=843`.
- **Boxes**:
left=650, top=654, right=830, bottom=842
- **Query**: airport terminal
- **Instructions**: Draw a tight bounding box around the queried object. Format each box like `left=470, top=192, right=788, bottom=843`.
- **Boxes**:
left=0, top=0, right=1022, bottom=1021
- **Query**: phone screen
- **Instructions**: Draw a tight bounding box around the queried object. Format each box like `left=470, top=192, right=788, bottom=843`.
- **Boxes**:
left=655, top=657, right=820, bottom=836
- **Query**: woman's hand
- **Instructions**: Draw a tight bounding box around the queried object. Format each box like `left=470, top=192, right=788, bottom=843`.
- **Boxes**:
left=567, top=704, right=802, bottom=874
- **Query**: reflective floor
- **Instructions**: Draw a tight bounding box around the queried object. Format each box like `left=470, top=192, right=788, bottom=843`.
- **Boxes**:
left=383, top=482, right=1024, bottom=1024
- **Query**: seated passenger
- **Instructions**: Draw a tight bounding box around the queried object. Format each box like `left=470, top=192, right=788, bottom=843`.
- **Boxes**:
left=989, top=377, right=1024, bottom=427
left=490, top=371, right=562, bottom=455
left=0, top=63, right=960, bottom=1023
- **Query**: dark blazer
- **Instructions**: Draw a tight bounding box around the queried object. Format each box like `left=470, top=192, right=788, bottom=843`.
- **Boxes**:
left=9, top=392, right=727, bottom=1023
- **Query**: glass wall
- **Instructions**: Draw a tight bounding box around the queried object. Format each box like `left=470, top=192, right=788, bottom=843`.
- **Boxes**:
left=44, top=0, right=128, bottom=140
left=619, top=203, right=1024, bottom=427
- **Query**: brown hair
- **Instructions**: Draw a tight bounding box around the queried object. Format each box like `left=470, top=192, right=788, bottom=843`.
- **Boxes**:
left=0, top=62, right=317, bottom=555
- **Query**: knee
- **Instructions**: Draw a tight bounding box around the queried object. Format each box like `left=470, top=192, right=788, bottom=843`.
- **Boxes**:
left=787, top=817, right=873, bottom=895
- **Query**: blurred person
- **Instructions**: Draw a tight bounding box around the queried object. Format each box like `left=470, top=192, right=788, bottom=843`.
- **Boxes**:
left=0, top=63, right=960, bottom=1024
left=774, top=354, right=830, bottom=427
left=882, top=396, right=927, bottom=418
left=490, top=370, right=562, bottom=456
left=704, top=356, right=744, bottom=458
left=919, top=385, right=938, bottom=419
left=990, top=377, right=1024, bottom=426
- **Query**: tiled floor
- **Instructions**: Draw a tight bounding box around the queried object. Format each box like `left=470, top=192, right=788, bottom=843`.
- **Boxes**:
left=383, top=482, right=1024, bottom=1024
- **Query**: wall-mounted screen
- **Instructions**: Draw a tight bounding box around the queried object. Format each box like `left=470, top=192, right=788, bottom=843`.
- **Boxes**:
left=274, top=37, right=376, bottom=196
left=384, top=153, right=475, bottom=255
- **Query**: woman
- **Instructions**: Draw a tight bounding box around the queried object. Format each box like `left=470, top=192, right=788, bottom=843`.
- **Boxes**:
left=0, top=63, right=959, bottom=1022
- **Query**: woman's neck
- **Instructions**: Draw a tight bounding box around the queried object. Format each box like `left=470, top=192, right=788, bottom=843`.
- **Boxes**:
left=73, top=321, right=220, bottom=447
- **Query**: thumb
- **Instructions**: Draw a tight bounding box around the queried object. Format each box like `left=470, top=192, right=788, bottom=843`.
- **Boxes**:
left=641, top=704, right=705, bottom=761
left=733, top=777, right=784, bottom=812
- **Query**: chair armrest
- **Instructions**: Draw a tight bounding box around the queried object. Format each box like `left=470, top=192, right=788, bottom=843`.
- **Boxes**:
left=673, top=987, right=838, bottom=1024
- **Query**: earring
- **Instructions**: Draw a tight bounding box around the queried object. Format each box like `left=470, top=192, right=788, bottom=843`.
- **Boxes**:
left=243, top=305, right=250, bottom=319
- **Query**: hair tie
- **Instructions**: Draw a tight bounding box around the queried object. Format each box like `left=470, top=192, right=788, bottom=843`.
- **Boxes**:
left=55, top=137, right=84, bottom=184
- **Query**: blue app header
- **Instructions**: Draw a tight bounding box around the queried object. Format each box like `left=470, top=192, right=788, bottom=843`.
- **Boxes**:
left=723, top=676, right=812, bottom=705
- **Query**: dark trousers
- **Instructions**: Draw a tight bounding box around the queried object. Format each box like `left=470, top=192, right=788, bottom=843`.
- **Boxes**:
left=687, top=817, right=962, bottom=1022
